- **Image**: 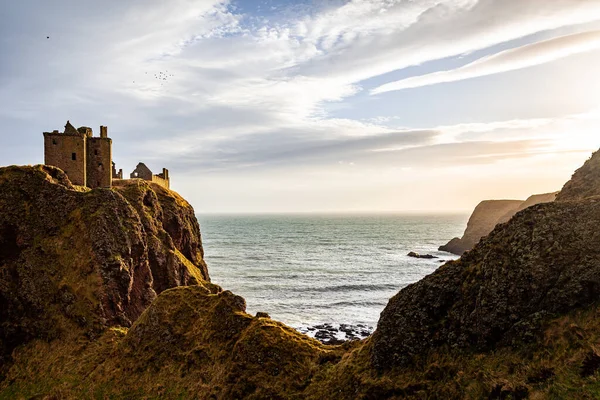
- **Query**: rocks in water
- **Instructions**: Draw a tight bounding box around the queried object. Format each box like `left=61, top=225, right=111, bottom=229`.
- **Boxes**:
left=407, top=251, right=438, bottom=259
left=315, top=330, right=343, bottom=345
left=297, top=323, right=373, bottom=344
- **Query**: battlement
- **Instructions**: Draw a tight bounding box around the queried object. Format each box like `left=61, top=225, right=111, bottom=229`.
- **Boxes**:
left=43, top=121, right=171, bottom=190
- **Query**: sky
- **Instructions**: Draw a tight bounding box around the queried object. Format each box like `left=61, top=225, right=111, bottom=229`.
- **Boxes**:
left=2, top=0, right=600, bottom=213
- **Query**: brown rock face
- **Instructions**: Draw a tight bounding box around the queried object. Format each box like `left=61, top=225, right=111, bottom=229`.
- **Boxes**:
left=372, top=154, right=600, bottom=370
left=439, top=200, right=522, bottom=255
left=497, top=192, right=558, bottom=223
left=0, top=165, right=208, bottom=363
left=556, top=150, right=600, bottom=201
left=440, top=193, right=557, bottom=255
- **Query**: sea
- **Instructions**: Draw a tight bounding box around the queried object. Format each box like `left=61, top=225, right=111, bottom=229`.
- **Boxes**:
left=198, top=213, right=468, bottom=337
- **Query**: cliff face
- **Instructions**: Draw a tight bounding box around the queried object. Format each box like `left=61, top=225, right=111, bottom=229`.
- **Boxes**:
left=372, top=151, right=600, bottom=369
left=439, top=193, right=557, bottom=255
left=0, top=165, right=208, bottom=363
left=439, top=200, right=522, bottom=255
left=373, top=198, right=600, bottom=368
left=498, top=192, right=558, bottom=223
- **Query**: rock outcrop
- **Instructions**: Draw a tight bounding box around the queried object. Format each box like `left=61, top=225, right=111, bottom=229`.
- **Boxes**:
left=498, top=192, right=558, bottom=223
left=439, top=193, right=557, bottom=255
left=556, top=149, right=600, bottom=201
left=372, top=151, right=600, bottom=370
left=0, top=165, right=208, bottom=363
left=439, top=200, right=523, bottom=255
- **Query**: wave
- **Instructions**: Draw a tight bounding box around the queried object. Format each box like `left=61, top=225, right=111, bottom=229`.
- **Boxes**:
left=295, top=283, right=402, bottom=293
left=309, top=300, right=388, bottom=309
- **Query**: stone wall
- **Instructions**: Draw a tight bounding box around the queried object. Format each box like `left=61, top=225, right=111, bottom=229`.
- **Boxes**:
left=43, top=131, right=87, bottom=186
left=151, top=175, right=170, bottom=189
left=86, top=137, right=112, bottom=188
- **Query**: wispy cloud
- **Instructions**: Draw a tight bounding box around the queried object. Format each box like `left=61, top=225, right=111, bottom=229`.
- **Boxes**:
left=372, top=29, right=600, bottom=94
left=2, top=0, right=600, bottom=211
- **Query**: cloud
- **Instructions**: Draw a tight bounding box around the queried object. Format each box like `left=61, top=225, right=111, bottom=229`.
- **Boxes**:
left=139, top=108, right=600, bottom=175
left=288, top=0, right=600, bottom=81
left=372, top=29, right=600, bottom=94
left=2, top=0, right=600, bottom=212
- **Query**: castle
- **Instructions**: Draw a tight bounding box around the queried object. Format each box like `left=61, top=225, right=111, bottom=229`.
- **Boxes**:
left=43, top=121, right=170, bottom=189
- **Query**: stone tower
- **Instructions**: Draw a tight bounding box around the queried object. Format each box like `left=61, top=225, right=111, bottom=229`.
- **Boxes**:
left=43, top=121, right=88, bottom=186
left=43, top=121, right=113, bottom=188
left=86, top=126, right=112, bottom=188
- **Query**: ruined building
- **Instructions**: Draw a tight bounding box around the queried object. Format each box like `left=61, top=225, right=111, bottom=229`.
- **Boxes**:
left=43, top=121, right=170, bottom=189
left=130, top=162, right=170, bottom=189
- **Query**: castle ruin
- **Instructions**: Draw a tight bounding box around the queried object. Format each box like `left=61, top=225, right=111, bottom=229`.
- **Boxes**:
left=43, top=121, right=170, bottom=189
left=130, top=162, right=170, bottom=189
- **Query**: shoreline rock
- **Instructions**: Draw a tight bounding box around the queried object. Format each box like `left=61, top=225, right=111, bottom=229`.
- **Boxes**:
left=407, top=251, right=438, bottom=259
left=297, top=322, right=374, bottom=345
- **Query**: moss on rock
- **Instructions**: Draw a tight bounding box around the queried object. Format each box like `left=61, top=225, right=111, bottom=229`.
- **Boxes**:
left=0, top=165, right=209, bottom=365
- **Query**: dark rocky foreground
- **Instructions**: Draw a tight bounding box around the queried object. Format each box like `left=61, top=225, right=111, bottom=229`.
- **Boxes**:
left=3, top=155, right=600, bottom=398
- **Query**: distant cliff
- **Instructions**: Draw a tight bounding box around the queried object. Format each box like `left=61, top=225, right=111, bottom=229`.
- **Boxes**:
left=440, top=192, right=557, bottom=255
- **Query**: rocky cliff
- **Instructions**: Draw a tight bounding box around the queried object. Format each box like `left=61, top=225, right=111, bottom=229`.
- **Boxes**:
left=373, top=198, right=600, bottom=368
left=439, top=200, right=523, bottom=255
left=498, top=192, right=558, bottom=223
left=556, top=149, right=600, bottom=201
left=0, top=165, right=208, bottom=364
left=3, top=155, right=600, bottom=399
left=372, top=149, right=600, bottom=372
left=439, top=193, right=557, bottom=255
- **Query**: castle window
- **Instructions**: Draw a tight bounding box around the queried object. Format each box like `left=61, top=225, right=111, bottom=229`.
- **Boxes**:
left=52, top=139, right=57, bottom=145
left=71, top=153, right=76, bottom=161
left=94, top=150, right=98, bottom=155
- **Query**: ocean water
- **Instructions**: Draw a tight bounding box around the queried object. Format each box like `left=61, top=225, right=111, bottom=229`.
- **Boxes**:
left=198, top=213, right=468, bottom=332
